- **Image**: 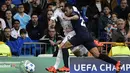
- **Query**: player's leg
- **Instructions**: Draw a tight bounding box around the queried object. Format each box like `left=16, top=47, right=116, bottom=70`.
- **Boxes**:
left=46, top=31, right=76, bottom=72
left=58, top=34, right=80, bottom=49
left=56, top=31, right=76, bottom=72
left=58, top=31, right=76, bottom=49
left=54, top=49, right=63, bottom=69
left=84, top=42, right=121, bottom=72
left=57, top=49, right=70, bottom=72
left=45, top=49, right=63, bottom=73
left=78, top=45, right=88, bottom=57
left=62, top=49, right=69, bottom=68
left=71, top=45, right=88, bottom=57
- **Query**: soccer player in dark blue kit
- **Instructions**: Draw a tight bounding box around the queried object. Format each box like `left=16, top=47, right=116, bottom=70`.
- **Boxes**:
left=58, top=4, right=121, bottom=72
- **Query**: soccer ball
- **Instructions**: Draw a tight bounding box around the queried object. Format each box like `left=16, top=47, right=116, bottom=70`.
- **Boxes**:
left=25, top=62, right=35, bottom=72
left=23, top=60, right=35, bottom=73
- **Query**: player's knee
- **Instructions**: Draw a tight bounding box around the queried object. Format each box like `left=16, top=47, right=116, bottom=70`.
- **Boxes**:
left=89, top=47, right=100, bottom=58
left=93, top=53, right=100, bottom=58
left=57, top=55, right=62, bottom=59
left=90, top=51, right=100, bottom=58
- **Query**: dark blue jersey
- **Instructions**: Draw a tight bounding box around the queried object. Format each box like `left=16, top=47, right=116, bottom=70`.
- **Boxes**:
left=71, top=11, right=88, bottom=35
left=68, top=12, right=95, bottom=50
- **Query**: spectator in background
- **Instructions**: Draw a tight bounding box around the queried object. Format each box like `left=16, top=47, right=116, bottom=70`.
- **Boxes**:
left=11, top=20, right=21, bottom=39
left=46, top=10, right=63, bottom=36
left=12, top=0, right=22, bottom=6
left=86, top=0, right=105, bottom=38
left=17, top=29, right=35, bottom=56
left=47, top=10, right=54, bottom=21
left=0, top=18, right=6, bottom=30
left=98, top=6, right=113, bottom=41
left=26, top=14, right=44, bottom=41
left=47, top=2, right=57, bottom=11
left=76, top=0, right=92, bottom=11
left=102, top=0, right=118, bottom=12
left=3, top=28, right=15, bottom=42
left=44, top=10, right=54, bottom=34
left=23, top=0, right=43, bottom=16
left=13, top=4, right=31, bottom=29
left=0, top=21, right=4, bottom=41
left=127, top=13, right=130, bottom=30
left=5, top=0, right=16, bottom=11
left=112, top=19, right=129, bottom=42
left=4, top=10, right=14, bottom=28
left=111, top=12, right=118, bottom=25
left=40, top=2, right=56, bottom=31
left=0, top=4, right=7, bottom=19
left=1, top=4, right=8, bottom=12
left=22, top=0, right=47, bottom=11
left=3, top=27, right=20, bottom=56
left=114, top=0, right=130, bottom=20
left=40, top=26, right=62, bottom=56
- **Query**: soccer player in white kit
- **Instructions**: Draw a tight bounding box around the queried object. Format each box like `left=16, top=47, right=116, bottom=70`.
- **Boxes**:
left=45, top=1, right=87, bottom=73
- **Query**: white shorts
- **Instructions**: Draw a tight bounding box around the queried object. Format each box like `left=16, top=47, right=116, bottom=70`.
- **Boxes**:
left=62, top=31, right=76, bottom=44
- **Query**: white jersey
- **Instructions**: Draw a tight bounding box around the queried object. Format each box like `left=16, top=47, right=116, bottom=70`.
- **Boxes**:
left=51, top=8, right=72, bottom=30
left=62, top=31, right=76, bottom=44
left=51, top=6, right=79, bottom=31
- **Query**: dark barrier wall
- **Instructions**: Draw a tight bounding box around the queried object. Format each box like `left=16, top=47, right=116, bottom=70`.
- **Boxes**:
left=70, top=57, right=130, bottom=73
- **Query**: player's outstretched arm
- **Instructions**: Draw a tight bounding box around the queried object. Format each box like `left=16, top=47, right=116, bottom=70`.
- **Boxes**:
left=69, top=15, right=79, bottom=20
left=63, top=15, right=79, bottom=21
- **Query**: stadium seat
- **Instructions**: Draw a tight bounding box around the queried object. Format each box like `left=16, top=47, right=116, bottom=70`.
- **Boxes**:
left=0, top=42, right=12, bottom=57
left=108, top=45, right=130, bottom=57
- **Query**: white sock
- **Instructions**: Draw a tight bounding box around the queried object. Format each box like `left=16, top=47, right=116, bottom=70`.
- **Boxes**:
left=54, top=49, right=63, bottom=69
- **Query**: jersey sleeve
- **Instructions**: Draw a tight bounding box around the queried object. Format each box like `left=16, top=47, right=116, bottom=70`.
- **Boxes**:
left=72, top=11, right=80, bottom=19
left=50, top=9, right=59, bottom=20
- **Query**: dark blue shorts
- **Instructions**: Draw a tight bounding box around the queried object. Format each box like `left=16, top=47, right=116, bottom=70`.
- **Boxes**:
left=68, top=32, right=96, bottom=51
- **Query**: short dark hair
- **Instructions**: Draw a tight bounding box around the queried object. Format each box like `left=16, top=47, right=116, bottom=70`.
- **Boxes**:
left=18, top=4, right=24, bottom=8
left=31, top=13, right=38, bottom=17
left=20, top=29, right=27, bottom=34
left=13, top=19, right=20, bottom=24
left=65, top=3, right=73, bottom=9
left=47, top=10, right=54, bottom=13
left=1, top=4, right=7, bottom=7
left=48, top=25, right=55, bottom=32
left=111, top=12, right=118, bottom=17
left=5, top=9, right=12, bottom=13
left=4, top=27, right=11, bottom=31
left=47, top=2, right=56, bottom=8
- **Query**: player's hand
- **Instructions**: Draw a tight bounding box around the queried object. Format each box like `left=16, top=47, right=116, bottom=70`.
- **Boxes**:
left=49, top=40, right=56, bottom=46
left=63, top=16, right=71, bottom=21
